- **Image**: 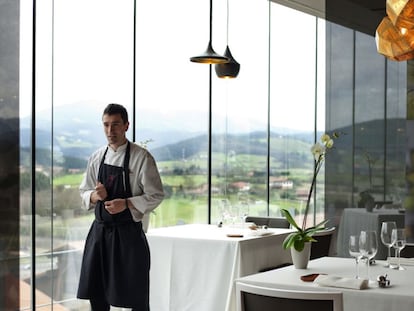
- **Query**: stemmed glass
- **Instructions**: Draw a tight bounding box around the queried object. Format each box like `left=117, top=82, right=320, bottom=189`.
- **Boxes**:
left=348, top=235, right=362, bottom=279
left=219, top=199, right=236, bottom=226
left=359, top=230, right=378, bottom=283
left=380, top=221, right=397, bottom=267
left=391, top=228, right=406, bottom=270
left=238, top=201, right=250, bottom=223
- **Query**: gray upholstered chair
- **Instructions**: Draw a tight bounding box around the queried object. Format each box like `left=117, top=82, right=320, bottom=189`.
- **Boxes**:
left=236, top=282, right=343, bottom=311
left=401, top=243, right=414, bottom=257
left=310, top=227, right=336, bottom=259
left=244, top=216, right=290, bottom=229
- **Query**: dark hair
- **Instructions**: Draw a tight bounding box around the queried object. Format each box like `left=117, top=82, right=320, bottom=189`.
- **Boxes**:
left=103, top=103, right=129, bottom=124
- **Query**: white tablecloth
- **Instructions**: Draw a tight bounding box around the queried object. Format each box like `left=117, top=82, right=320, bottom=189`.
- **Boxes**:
left=236, top=256, right=414, bottom=311
left=337, top=208, right=405, bottom=259
left=146, top=224, right=292, bottom=311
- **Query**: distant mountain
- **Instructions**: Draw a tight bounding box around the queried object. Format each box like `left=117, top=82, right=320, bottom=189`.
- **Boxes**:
left=19, top=102, right=204, bottom=159
left=19, top=101, right=312, bottom=159
left=150, top=131, right=314, bottom=162
left=20, top=102, right=206, bottom=147
left=13, top=102, right=408, bottom=170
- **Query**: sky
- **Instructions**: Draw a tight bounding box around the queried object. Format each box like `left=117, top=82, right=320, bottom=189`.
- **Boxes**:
left=19, top=0, right=326, bottom=132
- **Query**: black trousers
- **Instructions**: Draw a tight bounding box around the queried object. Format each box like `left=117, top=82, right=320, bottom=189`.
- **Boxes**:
left=90, top=298, right=149, bottom=311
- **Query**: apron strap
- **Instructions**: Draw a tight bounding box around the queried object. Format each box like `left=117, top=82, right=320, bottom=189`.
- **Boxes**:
left=123, top=141, right=132, bottom=197
left=98, top=146, right=109, bottom=183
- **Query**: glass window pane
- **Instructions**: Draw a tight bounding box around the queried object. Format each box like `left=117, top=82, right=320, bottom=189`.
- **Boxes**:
left=386, top=61, right=406, bottom=204
left=211, top=0, right=269, bottom=225
left=1, top=1, right=20, bottom=310
left=48, top=0, right=133, bottom=309
left=269, top=3, right=320, bottom=226
left=325, top=22, right=355, bottom=223
left=354, top=31, right=386, bottom=202
left=135, top=0, right=209, bottom=227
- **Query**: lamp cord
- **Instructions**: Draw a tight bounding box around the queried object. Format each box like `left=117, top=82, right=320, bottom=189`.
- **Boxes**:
left=209, top=0, right=213, bottom=42
left=226, top=0, right=229, bottom=45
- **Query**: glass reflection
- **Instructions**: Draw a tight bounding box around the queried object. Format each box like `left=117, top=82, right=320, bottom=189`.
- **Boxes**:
left=11, top=1, right=410, bottom=310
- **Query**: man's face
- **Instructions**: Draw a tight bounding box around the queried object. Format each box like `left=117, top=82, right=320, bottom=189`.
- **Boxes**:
left=102, top=113, right=129, bottom=147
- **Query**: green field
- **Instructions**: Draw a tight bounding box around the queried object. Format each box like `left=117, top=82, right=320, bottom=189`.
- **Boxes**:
left=54, top=173, right=84, bottom=186
left=47, top=148, right=319, bottom=231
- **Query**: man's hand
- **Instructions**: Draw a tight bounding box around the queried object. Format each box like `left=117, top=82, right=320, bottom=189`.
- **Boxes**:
left=104, top=198, right=128, bottom=214
left=91, top=181, right=108, bottom=203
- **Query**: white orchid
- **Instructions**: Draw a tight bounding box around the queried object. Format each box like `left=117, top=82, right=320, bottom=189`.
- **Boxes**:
left=322, top=134, right=334, bottom=148
left=311, top=142, right=326, bottom=161
left=282, top=131, right=341, bottom=251
left=311, top=134, right=335, bottom=160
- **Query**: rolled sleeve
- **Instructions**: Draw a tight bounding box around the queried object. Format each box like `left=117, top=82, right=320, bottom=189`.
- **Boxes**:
left=129, top=150, right=164, bottom=215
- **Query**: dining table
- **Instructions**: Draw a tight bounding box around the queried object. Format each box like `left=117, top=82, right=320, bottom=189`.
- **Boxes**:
left=336, top=208, right=405, bottom=259
left=235, top=256, right=414, bottom=311
left=146, top=223, right=293, bottom=311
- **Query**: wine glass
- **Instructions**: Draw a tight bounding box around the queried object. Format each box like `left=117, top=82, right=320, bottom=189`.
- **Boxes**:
left=348, top=235, right=362, bottom=279
left=359, top=230, right=378, bottom=283
left=380, top=221, right=397, bottom=267
left=391, top=228, right=406, bottom=270
left=238, top=201, right=250, bottom=223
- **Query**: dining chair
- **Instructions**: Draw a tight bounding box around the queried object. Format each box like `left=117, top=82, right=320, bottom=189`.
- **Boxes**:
left=310, top=227, right=336, bottom=259
left=236, top=282, right=343, bottom=311
left=401, top=243, right=414, bottom=257
left=244, top=216, right=290, bottom=229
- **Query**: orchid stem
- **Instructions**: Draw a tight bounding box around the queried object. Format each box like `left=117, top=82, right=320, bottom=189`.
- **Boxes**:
left=302, top=155, right=322, bottom=230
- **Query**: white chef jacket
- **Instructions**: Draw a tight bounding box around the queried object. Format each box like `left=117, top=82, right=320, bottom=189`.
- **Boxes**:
left=79, top=140, right=164, bottom=225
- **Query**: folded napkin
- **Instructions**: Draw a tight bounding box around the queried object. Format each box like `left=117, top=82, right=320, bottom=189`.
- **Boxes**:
left=387, top=257, right=414, bottom=266
left=247, top=228, right=273, bottom=237
left=314, top=275, right=368, bottom=290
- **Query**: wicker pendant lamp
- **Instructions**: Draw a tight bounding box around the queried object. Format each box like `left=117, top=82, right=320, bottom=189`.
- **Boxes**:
left=376, top=0, right=414, bottom=60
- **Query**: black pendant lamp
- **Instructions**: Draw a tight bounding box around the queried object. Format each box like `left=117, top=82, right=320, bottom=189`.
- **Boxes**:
left=215, top=46, right=240, bottom=78
left=190, top=0, right=229, bottom=64
left=215, top=0, right=240, bottom=78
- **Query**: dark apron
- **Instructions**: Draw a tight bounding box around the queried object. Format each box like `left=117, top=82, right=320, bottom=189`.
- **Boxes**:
left=77, top=142, right=150, bottom=309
